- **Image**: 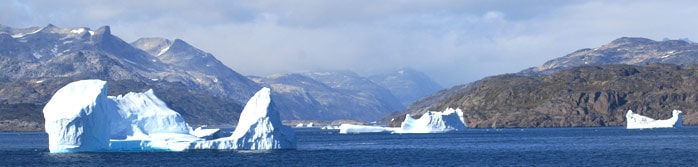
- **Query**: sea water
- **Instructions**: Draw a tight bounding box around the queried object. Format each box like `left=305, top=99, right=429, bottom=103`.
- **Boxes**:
left=2, top=127, right=698, bottom=166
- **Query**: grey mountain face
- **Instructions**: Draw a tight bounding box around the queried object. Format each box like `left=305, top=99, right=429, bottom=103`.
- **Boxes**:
left=368, top=68, right=442, bottom=106
left=130, top=37, right=260, bottom=103
left=250, top=71, right=406, bottom=122
left=521, top=37, right=698, bottom=75
left=0, top=24, right=259, bottom=128
left=302, top=71, right=405, bottom=112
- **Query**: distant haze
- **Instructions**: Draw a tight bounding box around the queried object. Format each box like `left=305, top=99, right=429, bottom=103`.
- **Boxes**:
left=3, top=0, right=698, bottom=86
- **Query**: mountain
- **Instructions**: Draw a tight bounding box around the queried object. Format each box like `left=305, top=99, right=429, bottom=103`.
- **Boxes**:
left=391, top=64, right=698, bottom=128
left=368, top=68, right=442, bottom=106
left=131, top=38, right=260, bottom=103
left=391, top=37, right=698, bottom=128
left=249, top=71, right=405, bottom=122
left=0, top=24, right=259, bottom=130
left=521, top=37, right=698, bottom=75
left=0, top=24, right=444, bottom=131
left=302, top=71, right=404, bottom=115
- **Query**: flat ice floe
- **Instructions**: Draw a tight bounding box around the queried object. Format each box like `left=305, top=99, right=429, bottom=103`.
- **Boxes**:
left=626, top=110, right=682, bottom=129
left=43, top=80, right=296, bottom=153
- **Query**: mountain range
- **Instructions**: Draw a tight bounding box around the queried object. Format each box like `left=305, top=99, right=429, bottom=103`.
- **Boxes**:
left=0, top=24, right=442, bottom=131
left=390, top=37, right=698, bottom=128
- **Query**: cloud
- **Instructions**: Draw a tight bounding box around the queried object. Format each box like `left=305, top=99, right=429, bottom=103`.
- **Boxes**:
left=2, top=0, right=698, bottom=86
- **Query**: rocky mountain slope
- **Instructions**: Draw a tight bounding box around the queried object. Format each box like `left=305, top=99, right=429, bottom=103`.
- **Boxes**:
left=391, top=64, right=698, bottom=128
left=520, top=37, right=698, bottom=75
left=0, top=24, right=259, bottom=130
left=250, top=71, right=405, bottom=122
left=392, top=37, right=698, bottom=128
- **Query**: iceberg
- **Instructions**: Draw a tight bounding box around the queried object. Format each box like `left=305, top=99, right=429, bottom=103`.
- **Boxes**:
left=626, top=110, right=682, bottom=129
left=338, top=108, right=467, bottom=134
left=190, top=87, right=297, bottom=150
left=395, top=108, right=467, bottom=133
left=44, top=79, right=296, bottom=153
left=338, top=124, right=395, bottom=134
left=43, top=80, right=113, bottom=153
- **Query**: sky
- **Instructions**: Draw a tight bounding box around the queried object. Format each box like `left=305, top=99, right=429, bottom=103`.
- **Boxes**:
left=3, top=0, right=698, bottom=87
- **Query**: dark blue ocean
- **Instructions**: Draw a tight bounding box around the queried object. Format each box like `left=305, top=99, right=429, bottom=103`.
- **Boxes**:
left=2, top=127, right=698, bottom=166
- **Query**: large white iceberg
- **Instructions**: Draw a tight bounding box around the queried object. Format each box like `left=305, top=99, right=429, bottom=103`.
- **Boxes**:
left=43, top=80, right=113, bottom=153
left=338, top=108, right=467, bottom=134
left=190, top=87, right=297, bottom=150
left=44, top=79, right=296, bottom=153
left=626, top=110, right=682, bottom=129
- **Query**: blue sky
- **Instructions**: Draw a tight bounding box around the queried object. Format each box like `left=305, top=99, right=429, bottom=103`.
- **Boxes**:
left=3, top=0, right=698, bottom=86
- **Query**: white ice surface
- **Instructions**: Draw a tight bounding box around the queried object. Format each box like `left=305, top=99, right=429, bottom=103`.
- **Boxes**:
left=45, top=80, right=200, bottom=152
left=190, top=126, right=221, bottom=139
left=338, top=124, right=396, bottom=134
left=108, top=89, right=191, bottom=139
left=43, top=80, right=113, bottom=153
left=338, top=108, right=467, bottom=134
left=395, top=108, right=467, bottom=133
left=626, top=110, right=682, bottom=129
left=190, top=87, right=297, bottom=150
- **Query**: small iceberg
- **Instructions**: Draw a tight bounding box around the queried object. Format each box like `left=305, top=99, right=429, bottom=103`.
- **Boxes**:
left=626, top=110, right=682, bottom=129
left=338, top=108, right=467, bottom=134
left=395, top=108, right=467, bottom=133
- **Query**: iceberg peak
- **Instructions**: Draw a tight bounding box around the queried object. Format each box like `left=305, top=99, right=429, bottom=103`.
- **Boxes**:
left=191, top=87, right=297, bottom=150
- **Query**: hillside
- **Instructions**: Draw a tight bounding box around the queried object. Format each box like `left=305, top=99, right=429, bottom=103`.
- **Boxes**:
left=391, top=64, right=698, bottom=128
left=391, top=37, right=698, bottom=128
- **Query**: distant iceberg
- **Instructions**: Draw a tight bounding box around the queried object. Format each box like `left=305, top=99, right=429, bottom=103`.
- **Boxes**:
left=338, top=124, right=396, bottom=134
left=395, top=108, right=467, bottom=133
left=43, top=80, right=295, bottom=153
left=626, top=110, right=682, bottom=129
left=338, top=108, right=467, bottom=134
